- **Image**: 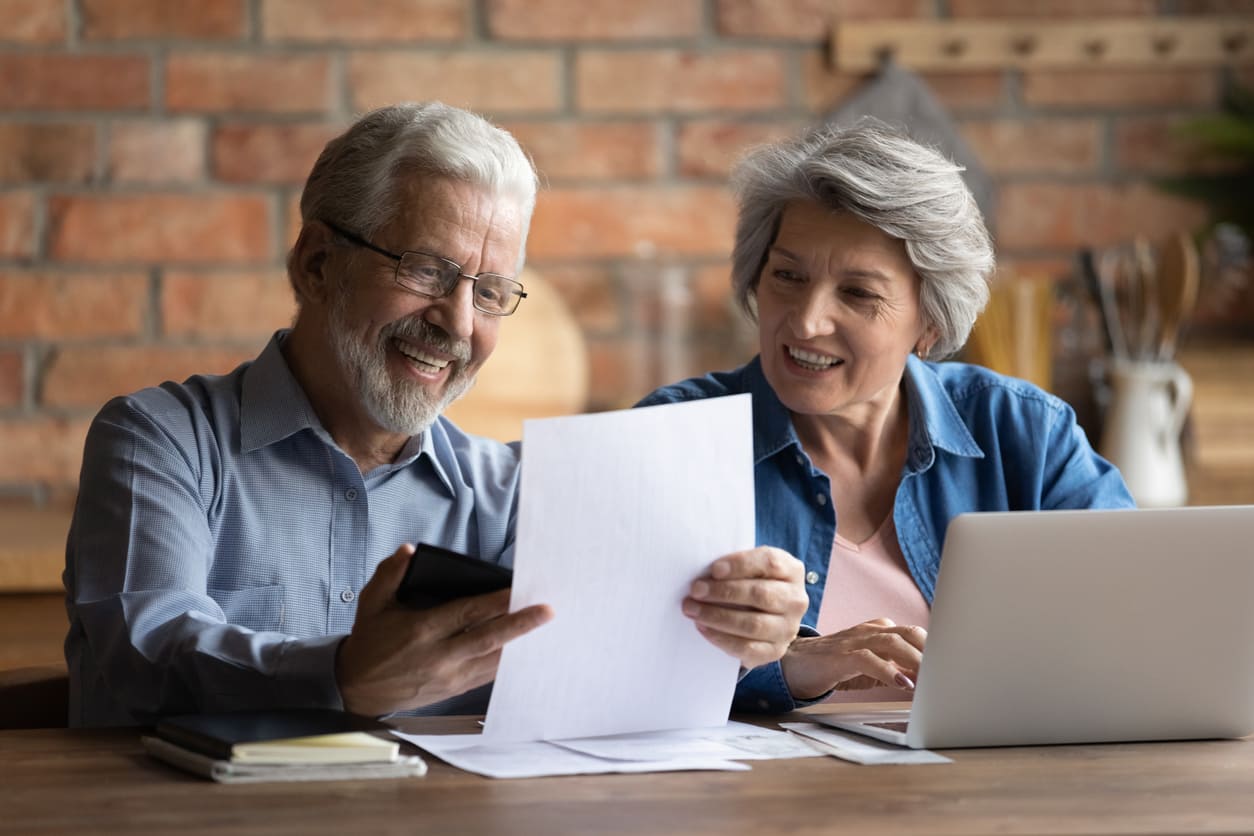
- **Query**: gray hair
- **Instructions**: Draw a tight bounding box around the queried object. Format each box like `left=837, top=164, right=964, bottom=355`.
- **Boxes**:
left=730, top=119, right=994, bottom=359
left=292, top=101, right=537, bottom=283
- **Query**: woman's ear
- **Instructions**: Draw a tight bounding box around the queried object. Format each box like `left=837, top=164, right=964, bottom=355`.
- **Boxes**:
left=289, top=222, right=335, bottom=305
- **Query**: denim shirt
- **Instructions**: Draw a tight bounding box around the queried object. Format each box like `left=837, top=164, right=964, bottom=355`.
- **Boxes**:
left=638, top=355, right=1134, bottom=712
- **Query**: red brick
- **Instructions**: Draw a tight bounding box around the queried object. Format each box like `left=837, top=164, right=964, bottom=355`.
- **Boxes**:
left=349, top=51, right=561, bottom=114
left=0, top=350, right=21, bottom=408
left=997, top=183, right=1209, bottom=251
left=108, top=120, right=206, bottom=184
left=285, top=192, right=304, bottom=255
left=529, top=186, right=735, bottom=259
left=81, top=0, right=246, bottom=40
left=162, top=270, right=297, bottom=339
left=0, top=271, right=148, bottom=339
left=262, top=0, right=463, bottom=42
left=212, top=122, right=341, bottom=184
left=578, top=50, right=786, bottom=114
left=1114, top=114, right=1237, bottom=176
left=1023, top=68, right=1218, bottom=109
left=0, top=123, right=96, bottom=183
left=0, top=192, right=36, bottom=258
left=0, top=0, right=67, bottom=43
left=718, top=0, right=927, bottom=39
left=0, top=417, right=92, bottom=483
left=48, top=194, right=272, bottom=263
left=489, top=0, right=699, bottom=40
left=43, top=345, right=258, bottom=409
left=166, top=53, right=331, bottom=114
left=0, top=54, right=149, bottom=110
left=690, top=262, right=743, bottom=331
left=962, top=118, right=1101, bottom=175
left=501, top=121, right=661, bottom=182
left=533, top=263, right=624, bottom=334
left=586, top=337, right=648, bottom=410
left=677, top=119, right=804, bottom=179
left=949, top=0, right=1154, bottom=15
left=993, top=256, right=1078, bottom=287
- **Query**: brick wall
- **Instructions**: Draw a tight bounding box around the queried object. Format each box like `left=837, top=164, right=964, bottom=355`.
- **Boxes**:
left=1, top=0, right=1249, bottom=504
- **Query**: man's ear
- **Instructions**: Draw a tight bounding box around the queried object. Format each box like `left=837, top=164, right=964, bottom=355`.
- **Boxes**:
left=290, top=221, right=336, bottom=305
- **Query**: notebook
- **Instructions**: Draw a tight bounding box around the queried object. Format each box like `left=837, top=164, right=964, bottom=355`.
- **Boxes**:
left=812, top=505, right=1254, bottom=749
left=154, top=708, right=399, bottom=764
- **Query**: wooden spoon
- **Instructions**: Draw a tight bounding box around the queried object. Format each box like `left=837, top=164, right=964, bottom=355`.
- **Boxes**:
left=1155, top=231, right=1200, bottom=362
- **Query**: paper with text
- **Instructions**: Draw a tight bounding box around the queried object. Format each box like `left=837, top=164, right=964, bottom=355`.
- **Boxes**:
left=483, top=395, right=754, bottom=743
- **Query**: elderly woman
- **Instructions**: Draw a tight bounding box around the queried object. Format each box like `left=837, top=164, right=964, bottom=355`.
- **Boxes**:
left=651, top=121, right=1135, bottom=713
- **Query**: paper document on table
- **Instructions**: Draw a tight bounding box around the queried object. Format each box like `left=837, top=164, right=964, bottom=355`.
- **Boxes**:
left=553, top=721, right=824, bottom=762
left=780, top=723, right=952, bottom=765
left=399, top=732, right=750, bottom=780
left=483, top=395, right=754, bottom=744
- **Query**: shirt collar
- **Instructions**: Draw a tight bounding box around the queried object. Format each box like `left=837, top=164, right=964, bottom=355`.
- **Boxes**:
left=743, top=357, right=804, bottom=464
left=902, top=354, right=984, bottom=471
left=745, top=354, right=984, bottom=470
left=240, top=330, right=455, bottom=495
left=241, top=330, right=322, bottom=453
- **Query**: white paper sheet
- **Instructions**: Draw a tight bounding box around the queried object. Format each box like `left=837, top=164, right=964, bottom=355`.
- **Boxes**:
left=483, top=396, right=754, bottom=744
left=780, top=723, right=952, bottom=765
left=552, top=721, right=824, bottom=762
left=398, top=732, right=750, bottom=779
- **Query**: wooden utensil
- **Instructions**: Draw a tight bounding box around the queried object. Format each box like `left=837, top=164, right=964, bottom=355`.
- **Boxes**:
left=1155, top=231, right=1200, bottom=361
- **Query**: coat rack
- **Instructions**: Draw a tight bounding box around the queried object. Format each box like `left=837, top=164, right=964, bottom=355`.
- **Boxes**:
left=829, top=17, right=1254, bottom=72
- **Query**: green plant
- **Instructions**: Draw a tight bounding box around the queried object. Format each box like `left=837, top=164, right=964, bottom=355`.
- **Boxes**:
left=1161, top=84, right=1254, bottom=237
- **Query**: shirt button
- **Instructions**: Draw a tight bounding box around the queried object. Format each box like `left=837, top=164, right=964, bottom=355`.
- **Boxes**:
left=805, top=571, right=820, bottom=585
left=344, top=488, right=358, bottom=501
left=758, top=699, right=771, bottom=711
left=794, top=454, right=804, bottom=465
left=815, top=493, right=827, bottom=506
left=340, top=589, right=355, bottom=603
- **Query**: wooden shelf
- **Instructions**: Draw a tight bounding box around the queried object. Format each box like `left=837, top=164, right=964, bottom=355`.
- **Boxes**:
left=830, top=17, right=1254, bottom=72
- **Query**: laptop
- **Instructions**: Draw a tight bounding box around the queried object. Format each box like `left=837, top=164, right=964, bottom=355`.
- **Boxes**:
left=812, top=505, right=1254, bottom=749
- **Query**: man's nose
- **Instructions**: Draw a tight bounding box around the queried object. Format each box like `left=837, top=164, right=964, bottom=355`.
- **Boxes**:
left=425, top=276, right=477, bottom=340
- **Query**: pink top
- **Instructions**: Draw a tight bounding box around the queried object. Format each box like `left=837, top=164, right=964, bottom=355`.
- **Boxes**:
left=815, top=515, right=930, bottom=703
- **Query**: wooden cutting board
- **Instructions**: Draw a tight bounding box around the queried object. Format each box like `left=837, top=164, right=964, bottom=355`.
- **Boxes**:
left=444, top=269, right=589, bottom=443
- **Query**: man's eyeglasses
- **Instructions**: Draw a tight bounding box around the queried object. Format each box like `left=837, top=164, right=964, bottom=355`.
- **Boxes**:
left=324, top=221, right=527, bottom=316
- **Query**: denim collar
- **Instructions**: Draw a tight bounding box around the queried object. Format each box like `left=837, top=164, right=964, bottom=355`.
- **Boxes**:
left=744, top=354, right=984, bottom=472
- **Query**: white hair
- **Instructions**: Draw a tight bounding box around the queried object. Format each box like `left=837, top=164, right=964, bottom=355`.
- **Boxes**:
left=730, top=119, right=994, bottom=359
left=290, top=101, right=538, bottom=285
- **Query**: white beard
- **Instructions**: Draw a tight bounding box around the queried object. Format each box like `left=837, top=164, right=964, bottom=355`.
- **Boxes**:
left=328, top=296, right=476, bottom=437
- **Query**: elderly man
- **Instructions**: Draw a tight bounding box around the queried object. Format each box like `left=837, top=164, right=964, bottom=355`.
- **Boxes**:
left=64, top=102, right=807, bottom=727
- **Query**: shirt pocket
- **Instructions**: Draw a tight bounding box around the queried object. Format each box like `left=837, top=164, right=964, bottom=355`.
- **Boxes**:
left=207, top=583, right=286, bottom=632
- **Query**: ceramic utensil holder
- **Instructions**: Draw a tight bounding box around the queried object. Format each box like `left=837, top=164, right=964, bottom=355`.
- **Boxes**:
left=1099, top=360, right=1193, bottom=507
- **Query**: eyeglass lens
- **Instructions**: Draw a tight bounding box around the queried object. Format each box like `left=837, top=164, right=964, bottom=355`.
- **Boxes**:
left=396, top=252, right=523, bottom=315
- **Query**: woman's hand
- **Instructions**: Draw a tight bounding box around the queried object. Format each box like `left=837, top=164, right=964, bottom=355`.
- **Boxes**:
left=780, top=618, right=927, bottom=701
left=683, top=546, right=810, bottom=670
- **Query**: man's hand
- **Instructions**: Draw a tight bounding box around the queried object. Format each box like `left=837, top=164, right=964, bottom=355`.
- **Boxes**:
left=780, top=618, right=927, bottom=701
left=682, top=546, right=809, bottom=671
left=336, top=544, right=553, bottom=717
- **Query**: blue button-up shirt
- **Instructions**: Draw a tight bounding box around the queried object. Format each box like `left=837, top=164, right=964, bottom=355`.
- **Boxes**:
left=638, top=355, right=1135, bottom=712
left=65, top=331, right=521, bottom=726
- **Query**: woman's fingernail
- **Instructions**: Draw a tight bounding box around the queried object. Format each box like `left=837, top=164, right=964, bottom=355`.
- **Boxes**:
left=682, top=599, right=700, bottom=617
left=894, top=673, right=915, bottom=690
left=691, top=581, right=709, bottom=598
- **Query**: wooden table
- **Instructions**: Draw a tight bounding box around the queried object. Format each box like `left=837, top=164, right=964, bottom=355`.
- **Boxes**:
left=4, top=712, right=1253, bottom=835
